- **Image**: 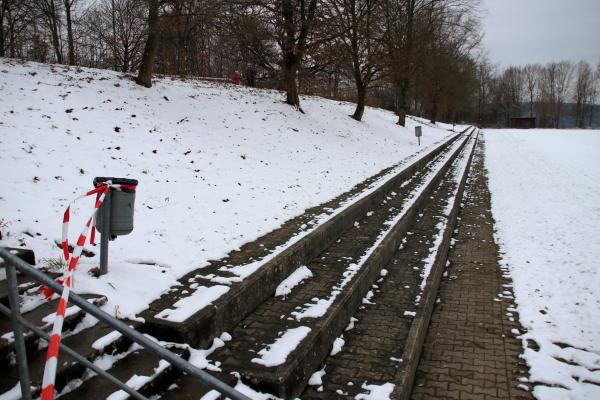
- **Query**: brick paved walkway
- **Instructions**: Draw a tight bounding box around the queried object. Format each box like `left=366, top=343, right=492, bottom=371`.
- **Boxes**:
left=411, top=138, right=532, bottom=400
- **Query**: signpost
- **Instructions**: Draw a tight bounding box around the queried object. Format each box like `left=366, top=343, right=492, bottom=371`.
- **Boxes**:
left=415, top=126, right=422, bottom=146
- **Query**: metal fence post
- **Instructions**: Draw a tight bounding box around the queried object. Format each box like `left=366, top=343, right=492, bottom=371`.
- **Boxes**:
left=5, top=261, right=32, bottom=400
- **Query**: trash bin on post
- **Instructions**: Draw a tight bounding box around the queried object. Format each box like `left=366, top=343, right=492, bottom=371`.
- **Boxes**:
left=93, top=177, right=138, bottom=275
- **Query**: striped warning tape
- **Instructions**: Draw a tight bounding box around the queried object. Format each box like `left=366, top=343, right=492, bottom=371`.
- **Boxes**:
left=61, top=183, right=137, bottom=261
left=41, top=181, right=135, bottom=400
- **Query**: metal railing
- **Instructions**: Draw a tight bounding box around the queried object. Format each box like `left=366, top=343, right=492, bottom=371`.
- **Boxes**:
left=0, top=247, right=250, bottom=400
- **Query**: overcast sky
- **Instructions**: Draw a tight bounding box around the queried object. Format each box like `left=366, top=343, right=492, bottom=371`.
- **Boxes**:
left=480, top=0, right=600, bottom=69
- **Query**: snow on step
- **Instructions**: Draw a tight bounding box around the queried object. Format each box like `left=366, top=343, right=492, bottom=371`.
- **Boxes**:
left=92, top=330, right=123, bottom=350
left=251, top=326, right=312, bottom=367
left=355, top=382, right=395, bottom=400
left=330, top=336, right=345, bottom=356
left=275, top=266, right=313, bottom=298
left=154, top=285, right=230, bottom=322
left=106, top=359, right=171, bottom=400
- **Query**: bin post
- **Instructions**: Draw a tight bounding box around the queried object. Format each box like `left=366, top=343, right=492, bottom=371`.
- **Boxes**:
left=99, top=188, right=111, bottom=276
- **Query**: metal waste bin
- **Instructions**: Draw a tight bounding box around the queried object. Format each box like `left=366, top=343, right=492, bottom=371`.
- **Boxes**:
left=93, top=177, right=138, bottom=237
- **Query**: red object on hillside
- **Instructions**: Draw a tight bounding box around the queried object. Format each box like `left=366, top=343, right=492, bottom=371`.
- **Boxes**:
left=231, top=70, right=241, bottom=85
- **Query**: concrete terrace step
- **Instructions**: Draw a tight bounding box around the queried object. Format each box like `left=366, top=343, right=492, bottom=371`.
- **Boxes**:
left=56, top=345, right=189, bottom=400
left=140, top=132, right=464, bottom=348
left=301, top=132, right=479, bottom=399
left=0, top=294, right=107, bottom=364
left=160, top=369, right=237, bottom=400
left=0, top=247, right=60, bottom=306
left=0, top=321, right=135, bottom=395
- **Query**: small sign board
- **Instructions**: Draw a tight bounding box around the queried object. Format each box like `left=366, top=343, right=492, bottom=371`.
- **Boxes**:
left=415, top=126, right=422, bottom=137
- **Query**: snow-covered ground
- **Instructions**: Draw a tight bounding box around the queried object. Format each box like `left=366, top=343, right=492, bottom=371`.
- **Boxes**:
left=0, top=58, right=454, bottom=320
left=484, top=129, right=600, bottom=400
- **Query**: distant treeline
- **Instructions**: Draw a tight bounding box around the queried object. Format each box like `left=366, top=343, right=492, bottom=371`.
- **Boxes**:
left=1, top=0, right=598, bottom=128
left=476, top=61, right=600, bottom=128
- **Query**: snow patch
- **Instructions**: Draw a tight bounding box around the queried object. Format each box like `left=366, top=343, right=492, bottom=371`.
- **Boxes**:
left=154, top=285, right=229, bottom=322
left=251, top=326, right=311, bottom=367
left=309, top=368, right=327, bottom=386
left=331, top=336, right=345, bottom=355
left=275, top=266, right=313, bottom=298
left=355, top=382, right=395, bottom=400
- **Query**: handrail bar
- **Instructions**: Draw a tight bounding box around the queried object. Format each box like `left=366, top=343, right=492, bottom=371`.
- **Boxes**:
left=0, top=247, right=250, bottom=400
left=0, top=302, right=149, bottom=400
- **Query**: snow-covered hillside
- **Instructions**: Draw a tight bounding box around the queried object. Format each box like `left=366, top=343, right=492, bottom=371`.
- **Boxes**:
left=485, top=130, right=600, bottom=400
left=0, top=58, right=454, bottom=319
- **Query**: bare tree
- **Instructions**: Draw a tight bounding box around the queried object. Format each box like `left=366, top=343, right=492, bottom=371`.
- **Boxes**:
left=82, top=0, right=147, bottom=72
left=523, top=63, right=540, bottom=117
left=504, top=66, right=523, bottom=115
left=554, top=61, right=573, bottom=128
left=382, top=0, right=417, bottom=125
left=573, top=61, right=594, bottom=128
left=63, top=0, right=76, bottom=64
left=538, top=61, right=573, bottom=128
left=155, top=1, right=248, bottom=79
left=32, top=0, right=64, bottom=63
left=323, top=0, right=384, bottom=121
left=249, top=0, right=319, bottom=110
left=473, top=56, right=495, bottom=125
left=417, top=0, right=481, bottom=124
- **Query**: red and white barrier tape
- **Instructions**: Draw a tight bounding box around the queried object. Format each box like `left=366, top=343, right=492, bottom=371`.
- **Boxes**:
left=61, top=183, right=137, bottom=261
left=41, top=181, right=135, bottom=400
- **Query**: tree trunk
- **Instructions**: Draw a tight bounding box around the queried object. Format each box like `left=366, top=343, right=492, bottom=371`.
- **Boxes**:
left=0, top=1, right=5, bottom=58
left=0, top=20, right=4, bottom=57
left=122, top=39, right=129, bottom=72
left=64, top=0, right=75, bottom=65
left=279, top=0, right=317, bottom=111
left=136, top=0, right=159, bottom=88
left=8, top=10, right=15, bottom=58
left=111, top=0, right=117, bottom=71
left=396, top=0, right=415, bottom=126
left=430, top=100, right=438, bottom=124
left=396, top=79, right=409, bottom=125
left=282, top=54, right=300, bottom=108
left=49, top=0, right=63, bottom=64
left=352, top=83, right=366, bottom=121
left=8, top=12, right=15, bottom=57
